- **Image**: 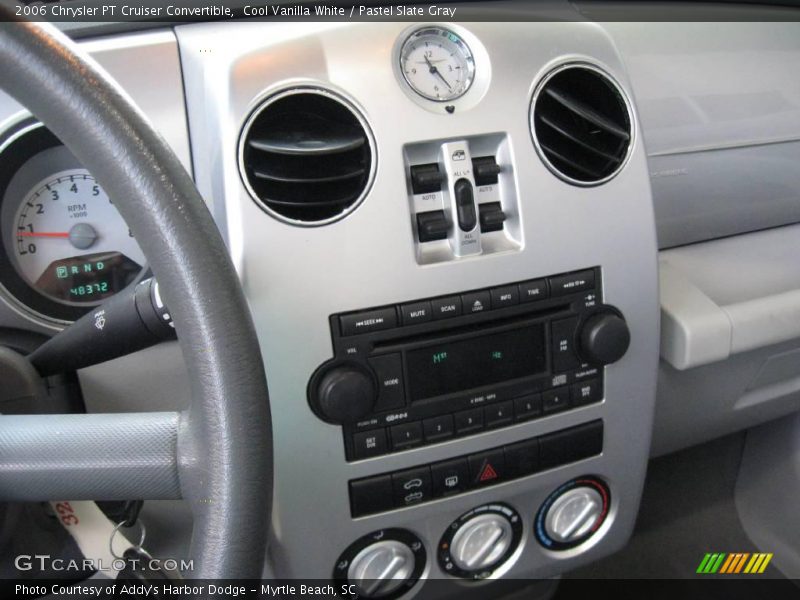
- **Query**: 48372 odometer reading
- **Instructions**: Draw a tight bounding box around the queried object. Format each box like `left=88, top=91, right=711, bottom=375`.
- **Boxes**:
left=9, top=169, right=145, bottom=306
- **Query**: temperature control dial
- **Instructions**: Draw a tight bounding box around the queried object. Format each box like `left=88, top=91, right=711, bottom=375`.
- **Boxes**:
left=535, top=477, right=610, bottom=551
left=333, top=529, right=425, bottom=599
left=438, top=503, right=522, bottom=580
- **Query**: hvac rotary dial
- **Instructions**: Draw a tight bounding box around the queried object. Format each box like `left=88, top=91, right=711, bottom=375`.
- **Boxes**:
left=438, top=503, right=522, bottom=579
left=399, top=27, right=475, bottom=102
left=333, top=529, right=426, bottom=599
left=535, top=477, right=611, bottom=551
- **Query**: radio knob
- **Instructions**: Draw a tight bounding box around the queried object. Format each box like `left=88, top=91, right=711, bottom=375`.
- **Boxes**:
left=347, top=540, right=416, bottom=598
left=578, top=310, right=630, bottom=366
left=314, top=364, right=376, bottom=424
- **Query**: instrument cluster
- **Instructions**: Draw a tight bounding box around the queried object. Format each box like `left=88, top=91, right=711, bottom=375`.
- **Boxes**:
left=0, top=123, right=145, bottom=324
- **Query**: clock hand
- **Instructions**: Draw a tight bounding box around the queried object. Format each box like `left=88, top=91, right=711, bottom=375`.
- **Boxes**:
left=424, top=55, right=453, bottom=90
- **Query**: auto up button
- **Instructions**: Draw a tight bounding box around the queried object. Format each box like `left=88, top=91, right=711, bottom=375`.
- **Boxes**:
left=392, top=466, right=432, bottom=507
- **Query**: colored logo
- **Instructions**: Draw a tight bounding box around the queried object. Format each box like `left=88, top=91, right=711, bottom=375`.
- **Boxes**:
left=696, top=552, right=773, bottom=574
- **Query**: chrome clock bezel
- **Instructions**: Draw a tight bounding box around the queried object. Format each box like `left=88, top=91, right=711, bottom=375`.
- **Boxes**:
left=399, top=26, right=476, bottom=103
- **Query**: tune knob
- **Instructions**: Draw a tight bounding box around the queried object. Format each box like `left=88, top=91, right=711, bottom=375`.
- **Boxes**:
left=333, top=529, right=426, bottom=600
left=578, top=309, right=630, bottom=366
left=311, top=363, right=376, bottom=424
left=535, top=477, right=611, bottom=551
left=438, top=504, right=523, bottom=579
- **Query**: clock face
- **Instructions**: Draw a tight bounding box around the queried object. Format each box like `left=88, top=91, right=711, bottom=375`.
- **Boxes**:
left=399, top=27, right=476, bottom=102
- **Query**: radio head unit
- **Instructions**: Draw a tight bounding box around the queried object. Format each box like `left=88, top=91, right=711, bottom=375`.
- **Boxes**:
left=307, top=267, right=630, bottom=462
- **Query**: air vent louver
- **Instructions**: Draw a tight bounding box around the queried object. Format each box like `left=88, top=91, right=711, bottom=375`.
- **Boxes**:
left=240, top=90, right=373, bottom=223
left=531, top=65, right=632, bottom=185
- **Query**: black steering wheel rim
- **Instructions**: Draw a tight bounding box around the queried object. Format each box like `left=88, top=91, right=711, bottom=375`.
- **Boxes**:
left=0, top=13, right=272, bottom=578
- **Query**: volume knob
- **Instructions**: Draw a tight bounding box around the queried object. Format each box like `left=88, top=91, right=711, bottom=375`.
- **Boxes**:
left=313, top=364, right=376, bottom=424
left=579, top=309, right=630, bottom=366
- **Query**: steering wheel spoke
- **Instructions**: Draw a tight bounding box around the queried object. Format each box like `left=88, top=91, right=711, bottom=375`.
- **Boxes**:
left=0, top=411, right=182, bottom=501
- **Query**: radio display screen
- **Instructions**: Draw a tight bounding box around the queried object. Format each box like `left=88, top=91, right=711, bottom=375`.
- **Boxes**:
left=406, top=325, right=547, bottom=401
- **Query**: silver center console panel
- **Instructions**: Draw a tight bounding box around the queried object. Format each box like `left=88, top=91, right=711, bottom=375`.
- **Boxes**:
left=176, top=20, right=659, bottom=589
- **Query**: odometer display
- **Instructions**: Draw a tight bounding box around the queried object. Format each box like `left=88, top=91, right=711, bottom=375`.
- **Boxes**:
left=6, top=169, right=145, bottom=309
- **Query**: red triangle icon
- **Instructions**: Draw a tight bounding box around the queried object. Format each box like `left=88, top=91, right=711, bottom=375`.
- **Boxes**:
left=479, top=462, right=498, bottom=482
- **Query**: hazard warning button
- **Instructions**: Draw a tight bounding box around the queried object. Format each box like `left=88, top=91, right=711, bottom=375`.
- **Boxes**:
left=468, top=450, right=506, bottom=488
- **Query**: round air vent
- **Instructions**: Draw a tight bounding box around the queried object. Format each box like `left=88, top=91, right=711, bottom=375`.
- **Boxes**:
left=531, top=64, right=632, bottom=186
left=239, top=88, right=374, bottom=224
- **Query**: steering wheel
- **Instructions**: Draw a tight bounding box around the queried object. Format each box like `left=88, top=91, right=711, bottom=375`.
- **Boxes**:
left=0, top=13, right=272, bottom=578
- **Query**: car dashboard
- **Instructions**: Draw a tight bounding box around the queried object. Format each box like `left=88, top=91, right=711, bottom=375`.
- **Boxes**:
left=2, top=9, right=800, bottom=594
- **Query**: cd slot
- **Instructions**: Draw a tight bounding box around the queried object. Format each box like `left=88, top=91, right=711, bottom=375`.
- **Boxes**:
left=372, top=304, right=570, bottom=353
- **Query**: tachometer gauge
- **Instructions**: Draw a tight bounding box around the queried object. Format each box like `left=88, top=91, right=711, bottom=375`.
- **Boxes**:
left=399, top=27, right=476, bottom=102
left=1, top=165, right=145, bottom=321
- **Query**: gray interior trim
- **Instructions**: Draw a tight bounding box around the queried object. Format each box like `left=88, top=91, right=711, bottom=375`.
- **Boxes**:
left=736, top=412, right=800, bottom=578
left=0, top=412, right=181, bottom=501
left=660, top=224, right=800, bottom=370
